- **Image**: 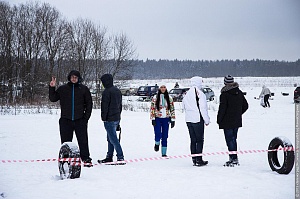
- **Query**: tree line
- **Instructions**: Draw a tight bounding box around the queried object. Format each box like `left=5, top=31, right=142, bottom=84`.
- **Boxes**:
left=0, top=1, right=137, bottom=105
left=132, top=59, right=300, bottom=79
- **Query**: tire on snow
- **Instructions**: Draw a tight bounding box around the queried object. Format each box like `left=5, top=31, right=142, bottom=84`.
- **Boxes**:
left=58, top=142, right=81, bottom=179
left=267, top=137, right=294, bottom=174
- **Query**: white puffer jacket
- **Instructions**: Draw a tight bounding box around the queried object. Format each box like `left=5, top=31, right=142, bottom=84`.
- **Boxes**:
left=182, top=76, right=210, bottom=125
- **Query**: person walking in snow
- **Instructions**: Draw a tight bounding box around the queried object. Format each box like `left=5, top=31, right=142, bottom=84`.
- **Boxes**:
left=217, top=75, right=248, bottom=167
left=49, top=70, right=93, bottom=166
left=98, top=74, right=125, bottom=165
left=150, top=84, right=175, bottom=157
left=259, top=85, right=271, bottom=108
left=182, top=76, right=210, bottom=167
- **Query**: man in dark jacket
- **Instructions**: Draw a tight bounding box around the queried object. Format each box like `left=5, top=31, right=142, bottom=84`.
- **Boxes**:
left=98, top=74, right=125, bottom=165
left=49, top=70, right=93, bottom=166
left=217, top=75, right=248, bottom=167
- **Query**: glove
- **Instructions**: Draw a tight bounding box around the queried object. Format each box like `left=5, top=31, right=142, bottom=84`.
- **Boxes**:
left=171, top=121, right=175, bottom=128
left=116, top=124, right=121, bottom=131
left=152, top=120, right=156, bottom=126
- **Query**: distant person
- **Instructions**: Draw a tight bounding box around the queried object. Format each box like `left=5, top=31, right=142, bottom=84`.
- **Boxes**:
left=49, top=70, right=93, bottom=167
left=174, top=82, right=179, bottom=88
left=98, top=74, right=125, bottom=165
left=150, top=85, right=175, bottom=157
left=182, top=76, right=210, bottom=167
left=259, top=85, right=271, bottom=108
left=217, top=75, right=248, bottom=167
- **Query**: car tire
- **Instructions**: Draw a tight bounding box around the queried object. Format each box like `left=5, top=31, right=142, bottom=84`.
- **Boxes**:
left=267, top=137, right=294, bottom=174
left=58, top=142, right=81, bottom=179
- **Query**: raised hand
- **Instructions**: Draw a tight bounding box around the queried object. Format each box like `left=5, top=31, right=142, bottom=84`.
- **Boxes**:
left=50, top=77, right=56, bottom=87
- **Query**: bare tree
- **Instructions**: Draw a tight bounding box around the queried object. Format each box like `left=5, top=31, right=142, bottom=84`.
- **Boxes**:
left=68, top=18, right=94, bottom=81
left=40, top=3, right=69, bottom=79
left=109, top=32, right=137, bottom=79
left=0, top=1, right=14, bottom=102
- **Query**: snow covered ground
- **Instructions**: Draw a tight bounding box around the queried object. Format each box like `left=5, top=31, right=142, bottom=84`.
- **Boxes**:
left=0, top=79, right=297, bottom=199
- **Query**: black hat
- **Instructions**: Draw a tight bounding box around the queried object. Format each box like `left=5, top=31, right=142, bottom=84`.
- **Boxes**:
left=224, top=75, right=234, bottom=85
left=68, top=70, right=82, bottom=83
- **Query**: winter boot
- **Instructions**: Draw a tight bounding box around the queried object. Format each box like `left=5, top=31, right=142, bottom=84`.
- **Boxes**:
left=194, top=157, right=208, bottom=167
left=192, top=157, right=197, bottom=165
left=154, top=141, right=160, bottom=152
left=97, top=157, right=113, bottom=164
left=223, top=158, right=239, bottom=167
left=83, top=157, right=93, bottom=167
left=162, top=147, right=167, bottom=157
left=117, top=158, right=126, bottom=165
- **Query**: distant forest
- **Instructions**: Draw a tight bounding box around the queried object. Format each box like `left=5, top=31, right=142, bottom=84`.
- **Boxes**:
left=132, top=59, right=300, bottom=79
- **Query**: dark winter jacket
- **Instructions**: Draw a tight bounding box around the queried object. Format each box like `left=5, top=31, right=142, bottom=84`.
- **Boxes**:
left=217, top=83, right=248, bottom=129
left=100, top=74, right=122, bottom=121
left=49, top=71, right=92, bottom=121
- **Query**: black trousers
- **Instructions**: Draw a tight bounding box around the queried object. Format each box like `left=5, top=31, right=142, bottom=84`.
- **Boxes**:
left=59, top=118, right=90, bottom=160
left=264, top=94, right=270, bottom=107
left=187, top=120, right=205, bottom=162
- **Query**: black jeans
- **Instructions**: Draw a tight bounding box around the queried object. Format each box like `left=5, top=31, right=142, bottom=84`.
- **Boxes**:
left=264, top=94, right=270, bottom=107
left=186, top=120, right=205, bottom=161
left=59, top=117, right=90, bottom=160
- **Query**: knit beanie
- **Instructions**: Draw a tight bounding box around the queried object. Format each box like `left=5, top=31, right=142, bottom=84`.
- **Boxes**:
left=224, top=75, right=234, bottom=85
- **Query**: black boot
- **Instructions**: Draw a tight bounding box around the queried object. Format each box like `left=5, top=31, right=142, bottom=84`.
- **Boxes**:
left=192, top=157, right=197, bottom=165
left=97, top=157, right=113, bottom=164
left=194, top=157, right=208, bottom=167
left=223, top=158, right=239, bottom=167
left=154, top=144, right=159, bottom=152
left=83, top=157, right=93, bottom=167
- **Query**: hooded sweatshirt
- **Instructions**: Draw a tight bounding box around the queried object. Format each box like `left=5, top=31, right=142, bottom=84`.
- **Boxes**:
left=182, top=76, right=210, bottom=124
left=100, top=74, right=122, bottom=121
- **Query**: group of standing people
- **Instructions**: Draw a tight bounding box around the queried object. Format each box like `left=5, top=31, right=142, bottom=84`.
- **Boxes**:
left=147, top=75, right=248, bottom=167
left=49, top=70, right=248, bottom=167
left=49, top=71, right=124, bottom=167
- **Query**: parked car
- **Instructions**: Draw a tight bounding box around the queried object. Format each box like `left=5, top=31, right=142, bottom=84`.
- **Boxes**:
left=170, top=86, right=215, bottom=102
left=169, top=88, right=190, bottom=102
left=201, top=86, right=215, bottom=101
left=137, top=85, right=158, bottom=97
left=120, top=87, right=138, bottom=96
left=294, top=87, right=300, bottom=103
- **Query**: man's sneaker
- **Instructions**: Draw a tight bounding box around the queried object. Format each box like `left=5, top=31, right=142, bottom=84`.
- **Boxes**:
left=223, top=159, right=240, bottom=167
left=97, top=157, right=113, bottom=164
left=162, top=154, right=168, bottom=157
left=154, top=144, right=159, bottom=152
left=117, top=158, right=126, bottom=165
left=194, top=160, right=208, bottom=167
left=83, top=158, right=93, bottom=167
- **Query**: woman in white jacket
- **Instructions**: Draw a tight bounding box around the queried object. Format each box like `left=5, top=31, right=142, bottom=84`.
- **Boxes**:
left=182, top=76, right=210, bottom=166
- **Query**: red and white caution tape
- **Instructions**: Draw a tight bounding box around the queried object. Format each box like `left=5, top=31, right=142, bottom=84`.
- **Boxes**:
left=0, top=147, right=297, bottom=167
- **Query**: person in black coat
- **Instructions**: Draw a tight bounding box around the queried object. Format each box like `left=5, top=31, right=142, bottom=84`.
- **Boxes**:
left=49, top=70, right=93, bottom=166
left=98, top=74, right=125, bottom=164
left=217, top=75, right=248, bottom=167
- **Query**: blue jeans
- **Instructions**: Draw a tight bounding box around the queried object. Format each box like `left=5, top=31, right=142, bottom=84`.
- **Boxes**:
left=104, top=121, right=124, bottom=159
left=154, top=118, right=170, bottom=147
left=224, top=128, right=238, bottom=160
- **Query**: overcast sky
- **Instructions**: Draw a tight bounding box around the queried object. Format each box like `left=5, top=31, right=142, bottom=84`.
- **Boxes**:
left=6, top=0, right=300, bottom=61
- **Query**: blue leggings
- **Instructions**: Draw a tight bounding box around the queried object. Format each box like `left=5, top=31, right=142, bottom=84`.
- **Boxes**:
left=154, top=117, right=170, bottom=147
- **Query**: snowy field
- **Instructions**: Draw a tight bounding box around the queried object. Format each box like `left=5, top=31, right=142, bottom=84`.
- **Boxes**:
left=0, top=77, right=298, bottom=199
